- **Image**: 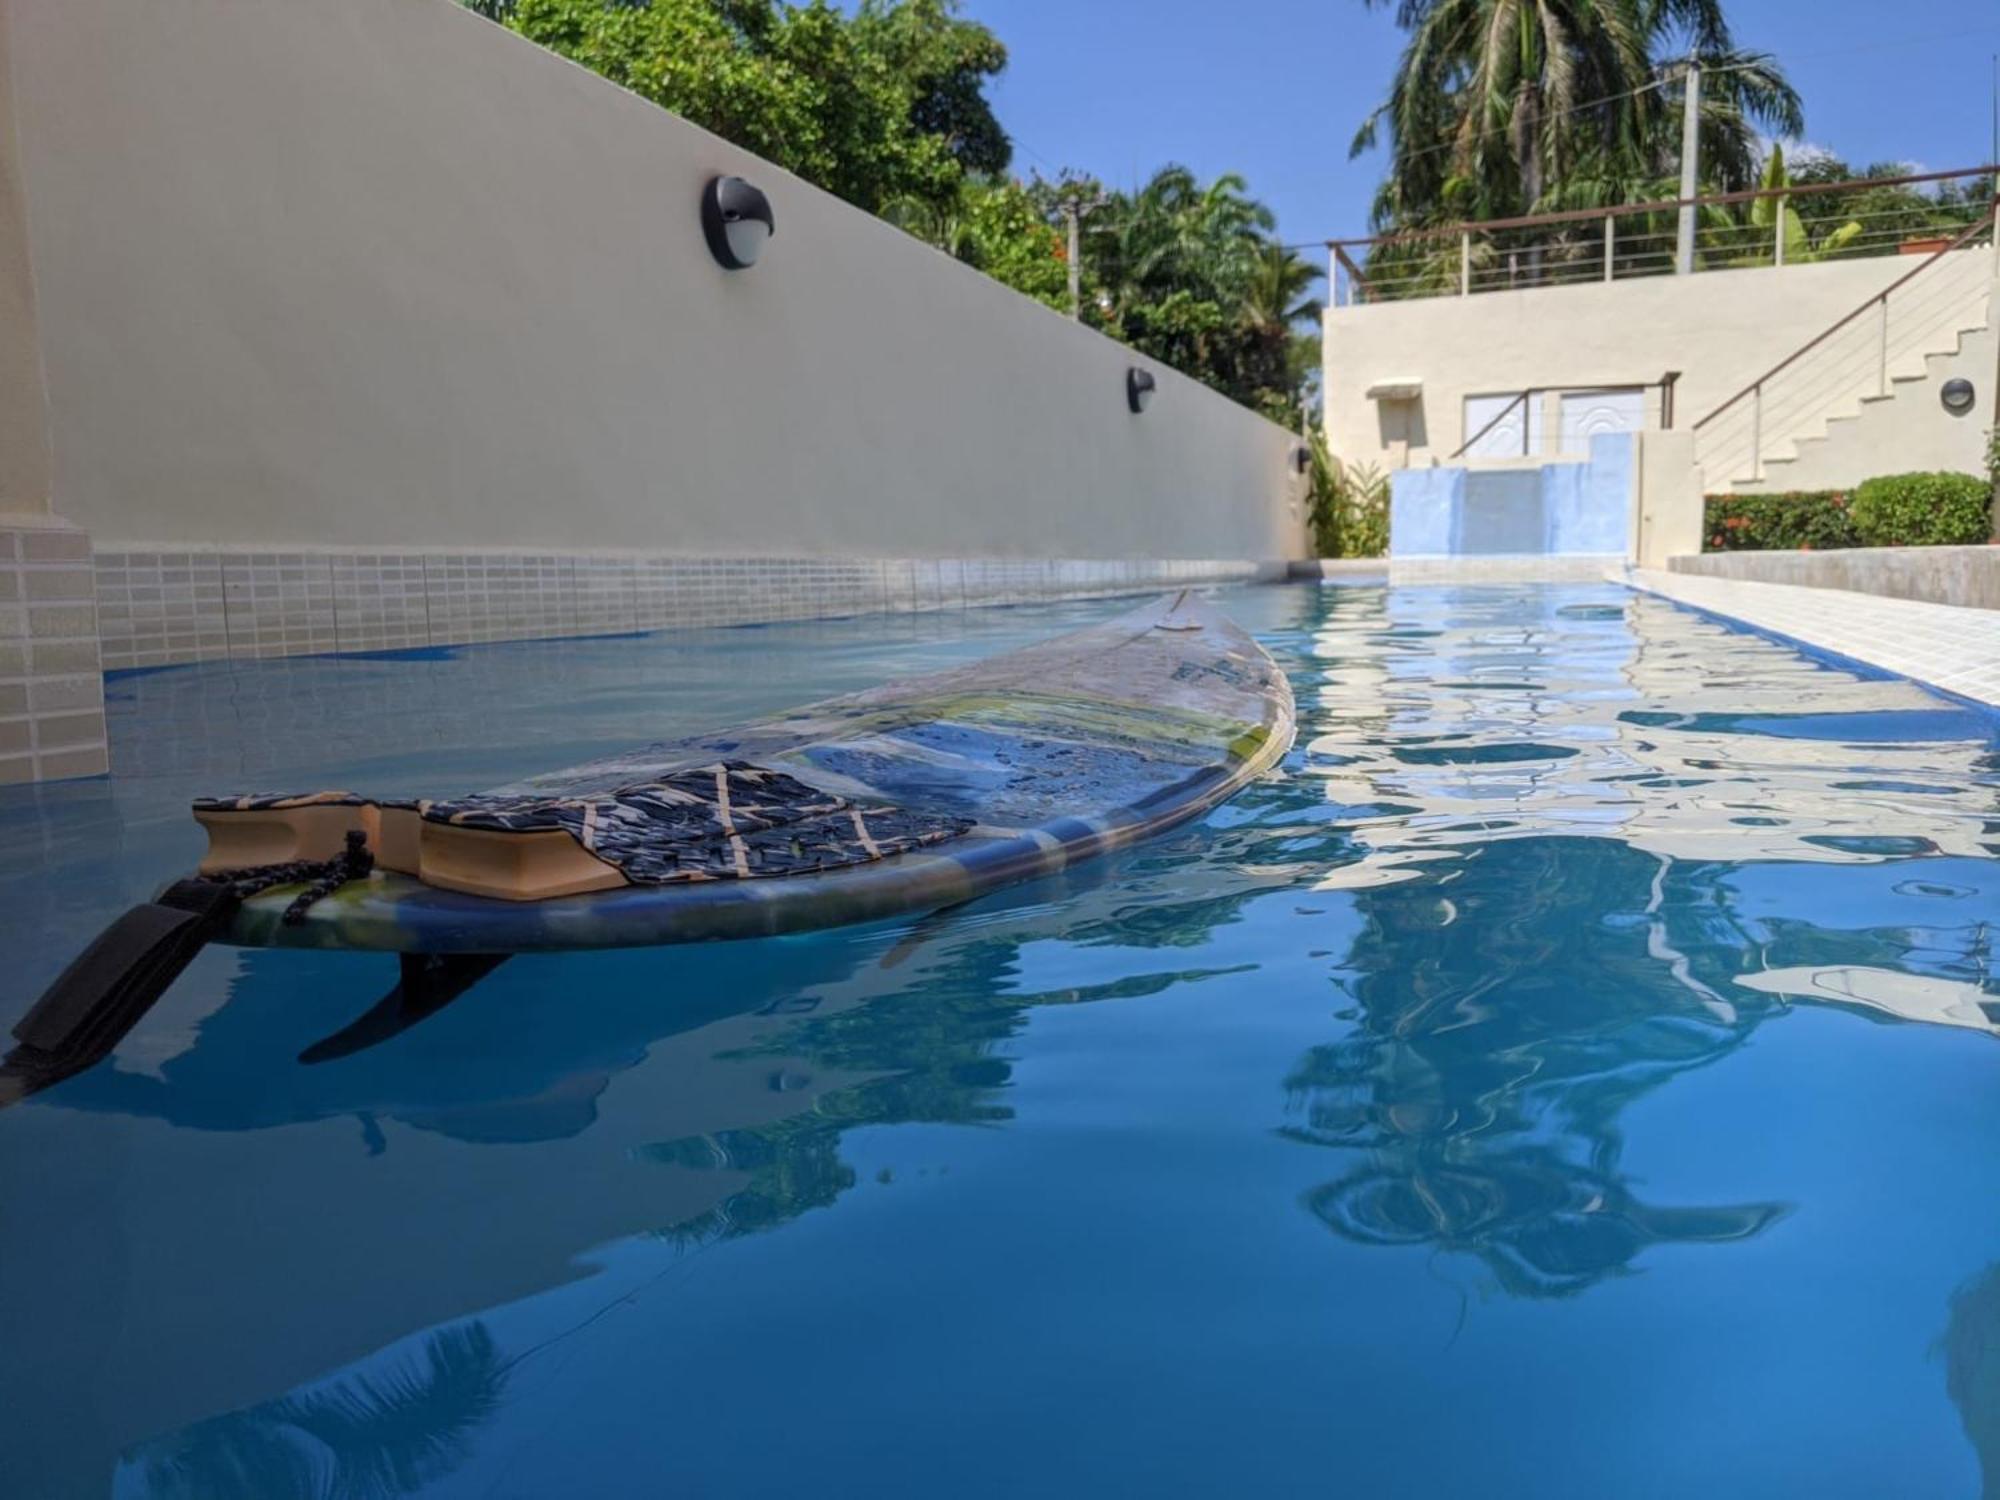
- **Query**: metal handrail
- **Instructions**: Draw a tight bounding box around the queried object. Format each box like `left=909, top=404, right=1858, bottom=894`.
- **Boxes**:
left=1449, top=372, right=1682, bottom=460
left=1327, top=165, right=1997, bottom=253
left=1451, top=391, right=1531, bottom=459
left=1692, top=204, right=1997, bottom=433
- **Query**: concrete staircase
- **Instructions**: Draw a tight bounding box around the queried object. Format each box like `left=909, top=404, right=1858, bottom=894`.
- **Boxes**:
left=1727, top=299, right=1997, bottom=492
left=1698, top=246, right=1997, bottom=493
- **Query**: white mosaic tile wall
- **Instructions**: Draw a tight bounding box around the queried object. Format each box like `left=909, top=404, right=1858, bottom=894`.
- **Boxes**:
left=330, top=553, right=430, bottom=651
left=1387, top=554, right=1625, bottom=585
left=92, top=549, right=1277, bottom=671
left=0, top=526, right=109, bottom=785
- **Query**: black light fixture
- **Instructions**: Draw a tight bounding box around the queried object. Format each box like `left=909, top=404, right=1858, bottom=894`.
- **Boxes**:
left=1940, top=377, right=1976, bottom=415
left=702, top=175, right=775, bottom=269
left=1291, top=444, right=1313, bottom=474
left=1126, top=367, right=1156, bottom=414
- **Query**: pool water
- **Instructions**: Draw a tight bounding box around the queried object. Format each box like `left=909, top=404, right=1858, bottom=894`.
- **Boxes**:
left=6, top=581, right=2000, bottom=1498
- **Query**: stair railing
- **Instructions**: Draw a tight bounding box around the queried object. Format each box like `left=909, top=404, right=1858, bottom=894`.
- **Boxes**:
left=1691, top=203, right=1998, bottom=484
left=1448, top=373, right=1681, bottom=460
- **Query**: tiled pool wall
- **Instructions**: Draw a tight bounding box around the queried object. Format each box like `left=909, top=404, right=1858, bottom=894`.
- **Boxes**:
left=0, top=540, right=1285, bottom=785
left=88, top=551, right=1286, bottom=670
left=1386, top=554, right=1623, bottom=584
left=0, top=525, right=109, bottom=786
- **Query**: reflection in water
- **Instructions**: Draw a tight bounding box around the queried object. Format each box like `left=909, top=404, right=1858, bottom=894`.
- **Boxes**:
left=628, top=589, right=2000, bottom=1302
left=1276, top=588, right=2000, bottom=1294
left=1287, top=838, right=1786, bottom=1298
left=1737, top=964, right=2000, bottom=1035
left=11, top=582, right=2000, bottom=1496
left=125, top=1322, right=505, bottom=1500
left=1944, top=1264, right=2000, bottom=1500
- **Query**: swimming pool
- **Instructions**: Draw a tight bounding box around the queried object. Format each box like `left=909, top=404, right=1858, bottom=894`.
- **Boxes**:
left=6, top=581, right=2000, bottom=1497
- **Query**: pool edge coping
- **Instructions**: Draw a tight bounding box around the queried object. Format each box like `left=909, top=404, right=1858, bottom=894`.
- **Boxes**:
left=1616, top=564, right=2000, bottom=720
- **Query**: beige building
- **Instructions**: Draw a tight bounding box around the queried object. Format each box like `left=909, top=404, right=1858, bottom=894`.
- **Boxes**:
left=1323, top=204, right=1999, bottom=498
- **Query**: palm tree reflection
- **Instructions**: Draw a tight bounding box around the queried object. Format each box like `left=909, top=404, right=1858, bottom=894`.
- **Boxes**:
left=1943, top=1263, right=2000, bottom=1499
left=1289, top=836, right=1787, bottom=1297
left=124, top=1322, right=506, bottom=1500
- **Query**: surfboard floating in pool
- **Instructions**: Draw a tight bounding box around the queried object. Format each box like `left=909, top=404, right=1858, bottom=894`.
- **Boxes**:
left=8, top=592, right=1293, bottom=1092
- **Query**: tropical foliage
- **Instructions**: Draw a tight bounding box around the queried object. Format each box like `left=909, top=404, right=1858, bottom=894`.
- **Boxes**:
left=1352, top=0, right=1803, bottom=231
left=1035, top=167, right=1323, bottom=422
left=497, top=0, right=1009, bottom=219
left=1778, top=151, right=1996, bottom=249
left=882, top=176, right=1070, bottom=310
left=1305, top=432, right=1390, bottom=557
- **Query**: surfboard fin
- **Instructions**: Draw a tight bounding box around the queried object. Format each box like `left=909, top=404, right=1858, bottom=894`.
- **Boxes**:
left=298, top=952, right=509, bottom=1064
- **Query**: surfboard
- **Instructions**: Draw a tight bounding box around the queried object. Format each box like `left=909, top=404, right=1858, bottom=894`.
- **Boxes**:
left=197, top=591, right=1295, bottom=954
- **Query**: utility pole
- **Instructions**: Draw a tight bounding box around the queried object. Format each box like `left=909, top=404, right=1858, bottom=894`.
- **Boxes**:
left=1062, top=199, right=1083, bottom=320
left=1058, top=188, right=1107, bottom=321
left=1675, top=61, right=1701, bottom=275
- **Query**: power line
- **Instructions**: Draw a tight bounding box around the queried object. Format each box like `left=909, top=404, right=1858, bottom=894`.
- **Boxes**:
left=1354, top=57, right=1766, bottom=178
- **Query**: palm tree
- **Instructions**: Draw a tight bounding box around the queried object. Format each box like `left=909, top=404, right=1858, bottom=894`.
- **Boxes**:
left=1353, top=0, right=1657, bottom=229
left=1084, top=167, right=1284, bottom=408
left=1024, top=165, right=1313, bottom=417
left=882, top=190, right=977, bottom=260
left=1241, top=242, right=1326, bottom=418
left=1242, top=242, right=1324, bottom=336
left=1353, top=0, right=1801, bottom=231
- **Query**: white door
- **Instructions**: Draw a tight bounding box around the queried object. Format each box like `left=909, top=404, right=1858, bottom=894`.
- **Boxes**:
left=1558, top=387, right=1645, bottom=453
left=1461, top=393, right=1546, bottom=458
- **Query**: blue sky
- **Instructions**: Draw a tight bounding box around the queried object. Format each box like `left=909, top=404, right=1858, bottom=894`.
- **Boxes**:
left=974, top=0, right=2000, bottom=250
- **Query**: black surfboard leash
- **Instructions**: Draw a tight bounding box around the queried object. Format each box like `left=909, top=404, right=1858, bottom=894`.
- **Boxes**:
left=3, top=831, right=379, bottom=1105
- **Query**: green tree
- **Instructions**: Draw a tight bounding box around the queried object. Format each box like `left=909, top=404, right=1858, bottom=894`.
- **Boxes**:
left=1783, top=151, right=1994, bottom=250
left=884, top=175, right=1069, bottom=309
left=1242, top=241, right=1327, bottom=416
left=496, top=0, right=1008, bottom=217
left=1048, top=166, right=1319, bottom=420
left=1353, top=0, right=1801, bottom=231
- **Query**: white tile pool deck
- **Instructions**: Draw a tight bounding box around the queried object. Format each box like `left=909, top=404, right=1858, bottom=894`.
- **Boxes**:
left=1624, top=566, right=2000, bottom=710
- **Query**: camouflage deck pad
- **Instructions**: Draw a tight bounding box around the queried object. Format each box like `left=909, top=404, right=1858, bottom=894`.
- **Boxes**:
left=424, top=762, right=971, bottom=884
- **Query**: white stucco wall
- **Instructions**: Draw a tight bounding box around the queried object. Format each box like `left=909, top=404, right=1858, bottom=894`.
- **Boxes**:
left=1323, top=254, right=1990, bottom=473
left=0, top=0, right=48, bottom=519
left=1, top=0, right=1304, bottom=559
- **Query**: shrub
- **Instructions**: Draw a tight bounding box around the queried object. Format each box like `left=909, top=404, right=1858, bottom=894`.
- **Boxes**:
left=1703, top=489, right=1859, bottom=552
left=1849, top=471, right=1992, bottom=547
left=1307, top=433, right=1389, bottom=558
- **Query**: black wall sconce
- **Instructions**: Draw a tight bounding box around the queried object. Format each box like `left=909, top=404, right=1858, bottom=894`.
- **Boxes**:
left=1940, top=377, right=1976, bottom=416
left=702, top=175, right=775, bottom=269
left=1291, top=444, right=1312, bottom=474
left=1126, top=367, right=1156, bottom=414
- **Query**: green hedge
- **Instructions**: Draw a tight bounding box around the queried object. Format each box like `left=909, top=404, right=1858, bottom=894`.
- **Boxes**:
left=1705, top=472, right=1991, bottom=551
left=1704, top=489, right=1858, bottom=551
left=1849, top=471, right=1991, bottom=546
